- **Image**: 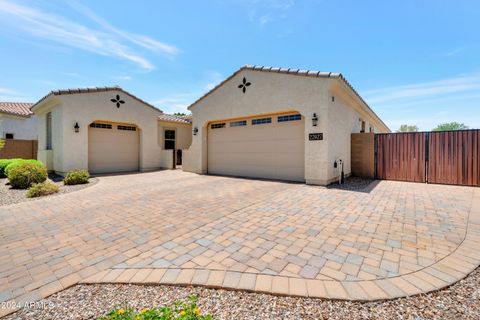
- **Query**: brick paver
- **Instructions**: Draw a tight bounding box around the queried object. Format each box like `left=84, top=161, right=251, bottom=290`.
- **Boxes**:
left=0, top=170, right=479, bottom=317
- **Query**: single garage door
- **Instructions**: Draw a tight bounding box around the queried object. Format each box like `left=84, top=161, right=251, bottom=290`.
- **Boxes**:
left=208, top=113, right=305, bottom=182
left=88, top=122, right=139, bottom=174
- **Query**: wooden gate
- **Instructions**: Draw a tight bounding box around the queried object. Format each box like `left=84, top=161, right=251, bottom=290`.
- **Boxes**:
left=428, top=130, right=480, bottom=186
left=375, top=132, right=427, bottom=182
left=375, top=130, right=480, bottom=186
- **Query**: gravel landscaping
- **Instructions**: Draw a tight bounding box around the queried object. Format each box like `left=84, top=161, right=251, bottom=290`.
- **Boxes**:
left=5, top=267, right=479, bottom=320
left=0, top=174, right=98, bottom=207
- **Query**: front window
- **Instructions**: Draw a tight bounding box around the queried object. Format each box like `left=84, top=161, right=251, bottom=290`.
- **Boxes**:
left=252, top=117, right=272, bottom=125
left=5, top=133, right=14, bottom=139
left=46, top=112, right=52, bottom=150
left=164, top=129, right=175, bottom=150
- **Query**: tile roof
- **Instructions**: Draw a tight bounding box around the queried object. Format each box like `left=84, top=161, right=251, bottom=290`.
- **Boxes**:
left=0, top=102, right=34, bottom=117
left=31, top=86, right=162, bottom=113
left=158, top=114, right=192, bottom=124
left=187, top=65, right=389, bottom=132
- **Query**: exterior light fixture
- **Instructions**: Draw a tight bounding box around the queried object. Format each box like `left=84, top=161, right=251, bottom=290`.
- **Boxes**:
left=312, top=113, right=318, bottom=127
left=74, top=122, right=80, bottom=133
left=193, top=127, right=198, bottom=135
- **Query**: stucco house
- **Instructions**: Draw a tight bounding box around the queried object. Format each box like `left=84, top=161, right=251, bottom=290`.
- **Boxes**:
left=31, top=87, right=192, bottom=175
left=0, top=102, right=38, bottom=140
left=183, top=65, right=389, bottom=185
left=4, top=65, right=388, bottom=185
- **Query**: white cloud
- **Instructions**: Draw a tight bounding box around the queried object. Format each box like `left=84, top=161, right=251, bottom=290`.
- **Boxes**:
left=446, top=46, right=466, bottom=57
left=362, top=73, right=480, bottom=105
left=112, top=75, right=132, bottom=81
left=64, top=0, right=178, bottom=56
left=154, top=94, right=194, bottom=114
left=0, top=87, right=18, bottom=95
left=0, top=87, right=31, bottom=102
left=362, top=73, right=480, bottom=130
left=0, top=0, right=178, bottom=71
left=245, top=0, right=295, bottom=25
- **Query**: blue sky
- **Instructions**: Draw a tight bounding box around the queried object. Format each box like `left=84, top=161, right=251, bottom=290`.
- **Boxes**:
left=0, top=0, right=479, bottom=131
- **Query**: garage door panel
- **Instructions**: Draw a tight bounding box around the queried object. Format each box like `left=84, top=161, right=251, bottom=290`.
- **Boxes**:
left=88, top=125, right=139, bottom=174
left=208, top=115, right=305, bottom=182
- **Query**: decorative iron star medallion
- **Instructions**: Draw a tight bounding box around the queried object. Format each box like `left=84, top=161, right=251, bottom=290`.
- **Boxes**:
left=238, top=77, right=251, bottom=93
left=110, top=95, right=125, bottom=108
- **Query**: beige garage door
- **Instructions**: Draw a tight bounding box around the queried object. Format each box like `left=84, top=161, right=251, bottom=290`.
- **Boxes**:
left=208, top=113, right=305, bottom=182
left=88, top=122, right=139, bottom=174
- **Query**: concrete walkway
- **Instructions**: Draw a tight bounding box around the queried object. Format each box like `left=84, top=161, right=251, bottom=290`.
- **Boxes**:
left=0, top=170, right=479, bottom=317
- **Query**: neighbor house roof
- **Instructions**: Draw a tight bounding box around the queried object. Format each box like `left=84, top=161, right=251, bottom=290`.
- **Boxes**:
left=158, top=114, right=192, bottom=124
left=187, top=65, right=389, bottom=131
left=0, top=102, right=34, bottom=117
left=31, top=86, right=162, bottom=113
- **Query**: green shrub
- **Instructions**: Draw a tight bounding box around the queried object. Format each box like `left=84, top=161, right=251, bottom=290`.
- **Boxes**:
left=4, top=159, right=44, bottom=177
left=7, top=162, right=47, bottom=189
left=63, top=169, right=90, bottom=185
left=0, top=158, right=21, bottom=178
left=26, top=181, right=59, bottom=198
left=98, top=295, right=213, bottom=320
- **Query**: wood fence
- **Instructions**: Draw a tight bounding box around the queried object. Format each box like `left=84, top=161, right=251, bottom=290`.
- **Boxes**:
left=0, top=139, right=38, bottom=159
left=351, top=133, right=375, bottom=179
left=374, top=130, right=480, bottom=187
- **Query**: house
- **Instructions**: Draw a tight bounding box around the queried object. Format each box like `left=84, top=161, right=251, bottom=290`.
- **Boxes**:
left=31, top=87, right=192, bottom=175
left=182, top=65, right=389, bottom=185
left=0, top=102, right=37, bottom=140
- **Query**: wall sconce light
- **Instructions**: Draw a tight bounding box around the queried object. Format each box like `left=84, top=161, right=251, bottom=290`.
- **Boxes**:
left=193, top=127, right=198, bottom=135
left=312, top=113, right=318, bottom=127
left=74, top=122, right=80, bottom=133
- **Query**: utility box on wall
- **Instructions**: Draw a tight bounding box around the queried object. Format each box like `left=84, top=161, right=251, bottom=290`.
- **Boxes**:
left=351, top=133, right=374, bottom=179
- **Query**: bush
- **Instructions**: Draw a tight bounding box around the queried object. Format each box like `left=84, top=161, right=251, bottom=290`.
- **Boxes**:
left=99, top=295, right=213, bottom=320
left=26, top=181, right=59, bottom=198
left=63, top=170, right=90, bottom=185
left=0, top=159, right=21, bottom=178
left=7, top=162, right=47, bottom=189
left=4, top=159, right=44, bottom=177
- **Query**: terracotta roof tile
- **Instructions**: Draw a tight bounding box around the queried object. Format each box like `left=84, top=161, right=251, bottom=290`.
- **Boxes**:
left=31, top=86, right=162, bottom=113
left=158, top=114, right=192, bottom=124
left=0, top=102, right=34, bottom=117
left=187, top=64, right=390, bottom=132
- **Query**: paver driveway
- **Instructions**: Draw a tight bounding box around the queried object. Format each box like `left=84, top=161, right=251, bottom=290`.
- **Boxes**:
left=1, top=170, right=479, bottom=317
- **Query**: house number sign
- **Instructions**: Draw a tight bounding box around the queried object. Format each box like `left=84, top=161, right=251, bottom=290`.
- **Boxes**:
left=309, top=133, right=323, bottom=141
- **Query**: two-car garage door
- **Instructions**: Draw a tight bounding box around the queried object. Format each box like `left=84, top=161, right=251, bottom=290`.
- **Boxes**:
left=208, top=113, right=305, bottom=182
left=88, top=122, right=139, bottom=174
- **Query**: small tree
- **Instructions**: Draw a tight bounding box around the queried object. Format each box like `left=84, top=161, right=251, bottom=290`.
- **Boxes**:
left=0, top=139, right=5, bottom=150
left=432, top=122, right=469, bottom=131
left=173, top=112, right=187, bottom=117
left=396, top=124, right=419, bottom=132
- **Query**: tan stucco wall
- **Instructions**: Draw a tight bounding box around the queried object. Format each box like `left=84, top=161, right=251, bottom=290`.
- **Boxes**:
left=0, top=114, right=38, bottom=140
left=184, top=69, right=388, bottom=185
left=34, top=90, right=163, bottom=174
left=37, top=103, right=62, bottom=170
left=157, top=120, right=192, bottom=151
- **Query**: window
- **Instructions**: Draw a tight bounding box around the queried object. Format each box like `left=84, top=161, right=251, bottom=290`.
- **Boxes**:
left=360, top=120, right=366, bottom=133
left=164, top=129, right=175, bottom=150
left=278, top=114, right=301, bottom=122
left=252, top=117, right=272, bottom=125
left=211, top=123, right=225, bottom=129
left=46, top=112, right=52, bottom=150
left=5, top=133, right=14, bottom=139
left=90, top=123, right=112, bottom=129
left=230, top=120, right=247, bottom=127
left=369, top=126, right=374, bottom=133
left=117, top=125, right=136, bottom=131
